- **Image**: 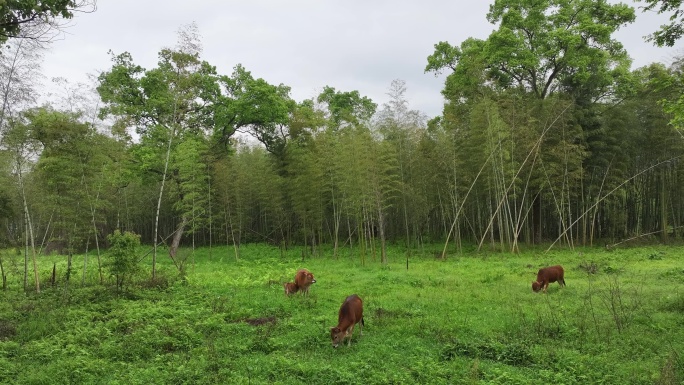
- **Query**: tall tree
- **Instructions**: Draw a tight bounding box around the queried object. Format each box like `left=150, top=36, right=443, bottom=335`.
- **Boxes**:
left=624, top=62, right=684, bottom=241
left=0, top=36, right=43, bottom=133
left=97, top=24, right=221, bottom=277
left=426, top=0, right=635, bottom=244
left=98, top=24, right=296, bottom=274
left=315, top=87, right=379, bottom=259
left=375, top=79, right=427, bottom=250
left=28, top=107, right=111, bottom=254
left=653, top=56, right=684, bottom=133
left=1, top=114, right=40, bottom=292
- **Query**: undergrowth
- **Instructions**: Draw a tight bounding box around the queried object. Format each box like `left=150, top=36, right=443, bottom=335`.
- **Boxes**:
left=0, top=243, right=682, bottom=384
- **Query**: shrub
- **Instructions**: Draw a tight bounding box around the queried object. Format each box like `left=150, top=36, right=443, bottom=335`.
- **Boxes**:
left=105, top=230, right=141, bottom=291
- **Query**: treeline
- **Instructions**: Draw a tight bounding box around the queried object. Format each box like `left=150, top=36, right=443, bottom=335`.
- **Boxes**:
left=1, top=2, right=684, bottom=266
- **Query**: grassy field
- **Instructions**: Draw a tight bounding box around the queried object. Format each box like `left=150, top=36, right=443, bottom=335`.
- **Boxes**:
left=0, top=243, right=682, bottom=384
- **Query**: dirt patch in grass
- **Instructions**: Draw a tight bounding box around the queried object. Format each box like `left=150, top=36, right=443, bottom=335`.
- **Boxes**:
left=0, top=319, right=16, bottom=340
left=243, top=316, right=277, bottom=326
left=374, top=307, right=414, bottom=319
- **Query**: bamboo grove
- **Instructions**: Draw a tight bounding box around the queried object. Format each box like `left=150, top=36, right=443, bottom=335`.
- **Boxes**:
left=1, top=1, right=684, bottom=267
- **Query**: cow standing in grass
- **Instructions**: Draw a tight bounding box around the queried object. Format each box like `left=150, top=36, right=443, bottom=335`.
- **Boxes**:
left=284, top=269, right=316, bottom=296
left=330, top=294, right=364, bottom=348
left=532, top=265, right=566, bottom=293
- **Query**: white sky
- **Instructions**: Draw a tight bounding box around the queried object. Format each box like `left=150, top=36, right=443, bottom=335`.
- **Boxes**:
left=40, top=0, right=684, bottom=119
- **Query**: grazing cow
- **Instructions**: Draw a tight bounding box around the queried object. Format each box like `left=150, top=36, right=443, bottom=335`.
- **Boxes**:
left=330, top=294, right=364, bottom=348
left=532, top=265, right=566, bottom=293
left=293, top=268, right=316, bottom=296
left=283, top=282, right=297, bottom=296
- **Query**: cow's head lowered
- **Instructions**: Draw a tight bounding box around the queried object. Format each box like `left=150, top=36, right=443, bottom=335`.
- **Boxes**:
left=330, top=294, right=364, bottom=348
left=531, top=281, right=542, bottom=292
left=330, top=327, right=347, bottom=348
left=532, top=265, right=565, bottom=293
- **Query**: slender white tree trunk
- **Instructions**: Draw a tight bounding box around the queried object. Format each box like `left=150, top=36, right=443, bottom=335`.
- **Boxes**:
left=153, top=125, right=176, bottom=279
left=19, top=171, right=39, bottom=293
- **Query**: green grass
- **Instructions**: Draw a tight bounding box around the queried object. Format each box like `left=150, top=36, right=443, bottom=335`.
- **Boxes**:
left=0, top=243, right=683, bottom=384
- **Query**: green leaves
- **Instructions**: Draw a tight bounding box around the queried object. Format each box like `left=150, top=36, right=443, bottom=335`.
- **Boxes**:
left=316, top=86, right=377, bottom=130
left=428, top=38, right=489, bottom=102
left=96, top=51, right=146, bottom=123
left=105, top=230, right=141, bottom=290
left=5, top=107, right=119, bottom=253
left=429, top=0, right=636, bottom=102
left=424, top=41, right=462, bottom=75
left=0, top=0, right=94, bottom=43
left=638, top=0, right=684, bottom=46
left=217, top=66, right=294, bottom=155
left=98, top=48, right=220, bottom=138
left=171, top=136, right=210, bottom=232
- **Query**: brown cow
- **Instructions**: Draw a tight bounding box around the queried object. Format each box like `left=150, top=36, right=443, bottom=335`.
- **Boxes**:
left=283, top=282, right=297, bottom=296
left=284, top=269, right=316, bottom=296
left=294, top=268, right=316, bottom=296
left=330, top=294, right=364, bottom=348
left=532, top=265, right=566, bottom=293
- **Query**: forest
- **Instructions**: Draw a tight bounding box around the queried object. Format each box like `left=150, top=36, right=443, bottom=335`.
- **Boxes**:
left=1, top=1, right=684, bottom=280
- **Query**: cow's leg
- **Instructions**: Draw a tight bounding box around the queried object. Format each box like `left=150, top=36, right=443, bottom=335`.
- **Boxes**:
left=346, top=325, right=354, bottom=346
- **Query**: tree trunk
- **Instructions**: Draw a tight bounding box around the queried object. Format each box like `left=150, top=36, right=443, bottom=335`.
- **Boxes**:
left=0, top=253, right=5, bottom=290
left=82, top=238, right=89, bottom=286
left=208, top=173, right=212, bottom=259
left=377, top=197, right=387, bottom=265
left=531, top=192, right=541, bottom=244
left=661, top=170, right=668, bottom=243
left=169, top=216, right=189, bottom=266
left=89, top=196, right=103, bottom=284
left=19, top=171, right=39, bottom=293
left=24, top=221, right=27, bottom=291
left=225, top=207, right=239, bottom=261
left=153, top=125, right=176, bottom=279
left=331, top=186, right=341, bottom=259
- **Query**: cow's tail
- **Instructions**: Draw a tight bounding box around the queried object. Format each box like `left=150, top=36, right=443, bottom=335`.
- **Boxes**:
left=361, top=317, right=365, bottom=327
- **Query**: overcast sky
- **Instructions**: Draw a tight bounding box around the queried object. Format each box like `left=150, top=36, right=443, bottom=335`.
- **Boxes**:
left=41, top=0, right=684, bottom=119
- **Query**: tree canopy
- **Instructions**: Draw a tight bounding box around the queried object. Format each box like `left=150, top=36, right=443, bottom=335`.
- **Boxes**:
left=0, top=0, right=96, bottom=43
left=638, top=0, right=684, bottom=46
left=427, top=0, right=635, bottom=102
